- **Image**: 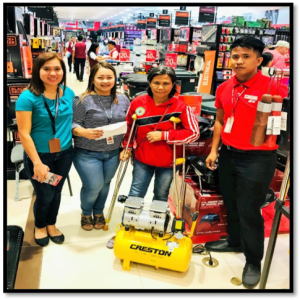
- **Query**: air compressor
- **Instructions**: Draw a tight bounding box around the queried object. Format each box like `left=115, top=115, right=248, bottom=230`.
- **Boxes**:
left=114, top=196, right=199, bottom=272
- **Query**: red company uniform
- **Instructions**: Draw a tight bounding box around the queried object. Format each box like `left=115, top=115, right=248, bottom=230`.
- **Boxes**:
left=110, top=48, right=119, bottom=60
left=215, top=71, right=288, bottom=151
left=66, top=41, right=75, bottom=71
left=74, top=42, right=87, bottom=81
left=122, top=94, right=199, bottom=168
left=213, top=70, right=288, bottom=268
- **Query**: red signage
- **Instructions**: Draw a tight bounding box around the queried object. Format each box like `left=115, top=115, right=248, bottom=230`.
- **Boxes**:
left=146, top=49, right=156, bottom=62
left=176, top=12, right=189, bottom=18
left=120, top=49, right=130, bottom=61
left=165, top=53, right=177, bottom=69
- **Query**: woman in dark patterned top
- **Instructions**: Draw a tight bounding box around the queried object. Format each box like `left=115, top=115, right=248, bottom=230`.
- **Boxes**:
left=72, top=61, right=130, bottom=231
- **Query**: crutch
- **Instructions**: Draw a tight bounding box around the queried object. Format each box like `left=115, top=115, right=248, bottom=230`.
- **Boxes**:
left=169, top=117, right=185, bottom=219
left=103, top=114, right=137, bottom=231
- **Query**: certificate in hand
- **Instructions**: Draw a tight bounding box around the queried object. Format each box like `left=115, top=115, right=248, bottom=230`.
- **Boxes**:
left=95, top=121, right=127, bottom=140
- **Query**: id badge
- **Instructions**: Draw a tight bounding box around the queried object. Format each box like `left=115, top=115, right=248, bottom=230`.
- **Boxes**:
left=106, top=136, right=114, bottom=145
left=224, top=117, right=234, bottom=133
left=49, top=138, right=61, bottom=153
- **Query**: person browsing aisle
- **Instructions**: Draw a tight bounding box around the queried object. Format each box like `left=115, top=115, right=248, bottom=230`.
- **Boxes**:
left=65, top=36, right=76, bottom=73
left=72, top=35, right=86, bottom=82
left=72, top=61, right=130, bottom=231
left=87, top=43, right=113, bottom=71
left=16, top=53, right=75, bottom=247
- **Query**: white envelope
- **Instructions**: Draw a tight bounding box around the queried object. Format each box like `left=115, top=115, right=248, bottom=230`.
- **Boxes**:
left=95, top=121, right=127, bottom=140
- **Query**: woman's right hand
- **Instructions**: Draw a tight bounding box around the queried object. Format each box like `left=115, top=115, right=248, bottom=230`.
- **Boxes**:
left=119, top=149, right=131, bottom=162
left=33, top=163, right=50, bottom=183
left=206, top=151, right=218, bottom=170
left=84, top=128, right=104, bottom=139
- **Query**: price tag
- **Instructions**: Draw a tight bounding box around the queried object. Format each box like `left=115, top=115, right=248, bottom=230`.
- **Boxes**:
left=146, top=49, right=156, bottom=62
left=165, top=53, right=178, bottom=69
left=281, top=112, right=287, bottom=131
left=119, top=49, right=130, bottom=62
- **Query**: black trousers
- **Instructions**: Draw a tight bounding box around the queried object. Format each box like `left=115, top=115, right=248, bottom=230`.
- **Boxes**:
left=24, top=146, right=74, bottom=228
left=67, top=55, right=73, bottom=71
left=75, top=58, right=86, bottom=80
left=218, top=145, right=277, bottom=268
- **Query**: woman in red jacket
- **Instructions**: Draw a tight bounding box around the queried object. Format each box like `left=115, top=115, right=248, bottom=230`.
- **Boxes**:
left=106, top=67, right=199, bottom=249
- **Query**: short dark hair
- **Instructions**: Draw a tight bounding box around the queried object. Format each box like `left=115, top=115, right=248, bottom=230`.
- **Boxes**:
left=78, top=35, right=83, bottom=41
left=260, top=52, right=274, bottom=69
left=230, top=36, right=265, bottom=57
left=71, top=35, right=75, bottom=38
left=146, top=66, right=177, bottom=99
left=107, top=41, right=116, bottom=47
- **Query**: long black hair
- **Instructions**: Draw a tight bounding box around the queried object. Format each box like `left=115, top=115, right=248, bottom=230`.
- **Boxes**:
left=88, top=43, right=99, bottom=56
left=79, top=61, right=118, bottom=104
left=146, top=66, right=177, bottom=98
left=259, top=52, right=274, bottom=69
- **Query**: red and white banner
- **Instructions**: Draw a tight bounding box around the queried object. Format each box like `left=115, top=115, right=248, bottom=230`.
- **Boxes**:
left=165, top=53, right=178, bottom=69
left=119, top=49, right=130, bottom=61
left=146, top=49, right=156, bottom=62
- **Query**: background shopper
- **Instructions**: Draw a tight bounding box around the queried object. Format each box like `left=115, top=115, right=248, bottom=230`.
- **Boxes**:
left=106, top=67, right=199, bottom=248
left=65, top=35, right=76, bottom=73
left=264, top=40, right=289, bottom=69
left=72, top=35, right=86, bottom=82
left=87, top=43, right=113, bottom=71
left=205, top=36, right=288, bottom=289
left=16, top=52, right=75, bottom=247
left=72, top=61, right=130, bottom=231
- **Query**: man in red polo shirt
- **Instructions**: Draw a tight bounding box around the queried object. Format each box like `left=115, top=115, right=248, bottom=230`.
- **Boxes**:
left=205, top=36, right=288, bottom=289
left=72, top=35, right=86, bottom=82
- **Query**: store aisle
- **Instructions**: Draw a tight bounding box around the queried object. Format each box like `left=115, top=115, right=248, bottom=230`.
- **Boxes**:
left=7, top=59, right=290, bottom=290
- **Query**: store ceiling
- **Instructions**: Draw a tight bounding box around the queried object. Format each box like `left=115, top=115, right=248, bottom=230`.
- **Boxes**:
left=55, top=5, right=284, bottom=24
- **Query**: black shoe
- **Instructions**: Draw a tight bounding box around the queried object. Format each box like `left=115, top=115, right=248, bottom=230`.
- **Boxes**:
left=242, top=263, right=261, bottom=289
left=49, top=232, right=65, bottom=244
left=79, top=79, right=83, bottom=82
left=73, top=71, right=76, bottom=73
left=205, top=240, right=243, bottom=253
left=69, top=68, right=71, bottom=72
left=34, top=228, right=49, bottom=247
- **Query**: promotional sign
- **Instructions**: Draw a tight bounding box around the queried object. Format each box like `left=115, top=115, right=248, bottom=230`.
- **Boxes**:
left=165, top=53, right=177, bottom=69
left=137, top=20, right=146, bottom=29
left=146, top=49, right=156, bottom=62
left=120, top=49, right=130, bottom=61
left=146, top=18, right=157, bottom=28
left=175, top=11, right=189, bottom=26
left=199, top=6, right=216, bottom=23
left=198, top=50, right=216, bottom=94
left=158, top=15, right=171, bottom=27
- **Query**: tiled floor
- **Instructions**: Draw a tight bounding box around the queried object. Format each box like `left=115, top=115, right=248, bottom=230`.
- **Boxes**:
left=6, top=56, right=290, bottom=290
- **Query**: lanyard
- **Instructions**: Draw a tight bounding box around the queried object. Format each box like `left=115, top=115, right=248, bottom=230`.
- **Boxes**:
left=231, top=85, right=247, bottom=116
left=42, top=89, right=59, bottom=136
left=96, top=94, right=113, bottom=124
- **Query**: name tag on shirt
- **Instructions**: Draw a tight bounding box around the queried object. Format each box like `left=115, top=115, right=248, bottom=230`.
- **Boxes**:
left=244, top=95, right=258, bottom=103
left=106, top=136, right=114, bottom=145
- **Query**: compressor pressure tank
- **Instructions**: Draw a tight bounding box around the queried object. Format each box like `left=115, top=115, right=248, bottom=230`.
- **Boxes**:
left=114, top=225, right=193, bottom=272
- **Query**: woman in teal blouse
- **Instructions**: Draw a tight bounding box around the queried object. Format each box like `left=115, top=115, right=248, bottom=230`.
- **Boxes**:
left=16, top=53, right=74, bottom=247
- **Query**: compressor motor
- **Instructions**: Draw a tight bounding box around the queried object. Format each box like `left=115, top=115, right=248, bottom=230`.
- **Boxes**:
left=122, top=197, right=171, bottom=237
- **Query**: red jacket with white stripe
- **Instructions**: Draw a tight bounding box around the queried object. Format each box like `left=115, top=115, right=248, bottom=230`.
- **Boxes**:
left=122, top=94, right=200, bottom=168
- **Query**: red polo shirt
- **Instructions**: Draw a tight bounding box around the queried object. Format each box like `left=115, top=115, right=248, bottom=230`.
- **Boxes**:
left=215, top=71, right=288, bottom=150
left=74, top=42, right=86, bottom=59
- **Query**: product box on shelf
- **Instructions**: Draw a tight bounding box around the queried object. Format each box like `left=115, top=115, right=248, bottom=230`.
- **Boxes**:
left=7, top=34, right=24, bottom=77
